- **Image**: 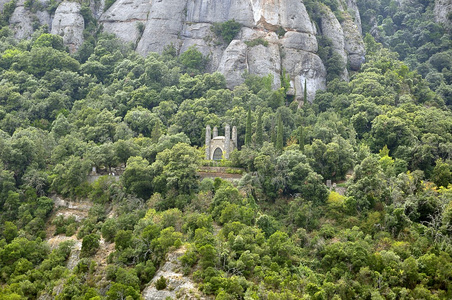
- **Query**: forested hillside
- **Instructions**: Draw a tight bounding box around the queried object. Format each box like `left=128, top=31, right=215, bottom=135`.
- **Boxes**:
left=0, top=1, right=452, bottom=299
left=358, top=0, right=452, bottom=106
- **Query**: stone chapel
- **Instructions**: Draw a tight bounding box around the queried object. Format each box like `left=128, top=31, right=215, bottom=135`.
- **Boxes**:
left=205, top=124, right=237, bottom=160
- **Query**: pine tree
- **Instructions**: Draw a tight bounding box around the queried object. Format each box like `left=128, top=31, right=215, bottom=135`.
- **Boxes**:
left=256, top=112, right=263, bottom=146
left=276, top=113, right=283, bottom=150
left=245, top=108, right=252, bottom=146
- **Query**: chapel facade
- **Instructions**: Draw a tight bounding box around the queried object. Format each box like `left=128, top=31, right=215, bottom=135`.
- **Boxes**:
left=205, top=124, right=237, bottom=160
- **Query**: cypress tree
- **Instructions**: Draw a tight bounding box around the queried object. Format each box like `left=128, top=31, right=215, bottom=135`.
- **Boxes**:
left=256, top=112, right=263, bottom=146
left=245, top=108, right=252, bottom=146
left=303, top=78, right=307, bottom=104
left=298, top=124, right=304, bottom=151
left=151, top=121, right=161, bottom=143
left=276, top=113, right=283, bottom=150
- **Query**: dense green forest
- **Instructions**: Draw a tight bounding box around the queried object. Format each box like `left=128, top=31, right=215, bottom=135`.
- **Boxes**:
left=357, top=0, right=452, bottom=106
left=1, top=1, right=452, bottom=298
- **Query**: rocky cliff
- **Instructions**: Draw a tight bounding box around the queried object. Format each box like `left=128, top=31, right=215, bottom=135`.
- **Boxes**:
left=1, top=0, right=367, bottom=102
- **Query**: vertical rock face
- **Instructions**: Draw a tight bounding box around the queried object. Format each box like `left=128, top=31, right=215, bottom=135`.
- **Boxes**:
left=100, top=0, right=151, bottom=45
left=341, top=14, right=366, bottom=71
left=8, top=0, right=51, bottom=40
left=135, top=0, right=187, bottom=54
left=217, top=40, right=249, bottom=88
left=9, top=6, right=35, bottom=39
left=320, top=5, right=349, bottom=80
left=51, top=2, right=84, bottom=52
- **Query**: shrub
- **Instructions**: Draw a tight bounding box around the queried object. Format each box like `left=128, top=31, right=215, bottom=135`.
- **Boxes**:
left=244, top=38, right=269, bottom=47
left=155, top=276, right=167, bottom=290
left=211, top=19, right=242, bottom=44
left=81, top=234, right=100, bottom=257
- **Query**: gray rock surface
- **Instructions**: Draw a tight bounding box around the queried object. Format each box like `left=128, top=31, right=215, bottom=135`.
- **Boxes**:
left=341, top=14, right=365, bottom=70
left=0, top=0, right=8, bottom=11
left=345, top=0, right=362, bottom=34
left=9, top=6, right=35, bottom=39
left=2, top=0, right=367, bottom=103
left=99, top=0, right=335, bottom=101
left=282, top=48, right=326, bottom=103
left=142, top=247, right=205, bottom=300
left=282, top=31, right=318, bottom=53
left=217, top=40, right=249, bottom=89
left=135, top=0, right=186, bottom=54
left=51, top=2, right=84, bottom=52
left=434, top=0, right=452, bottom=27
left=248, top=43, right=281, bottom=89
left=320, top=5, right=349, bottom=80
left=100, top=0, right=151, bottom=45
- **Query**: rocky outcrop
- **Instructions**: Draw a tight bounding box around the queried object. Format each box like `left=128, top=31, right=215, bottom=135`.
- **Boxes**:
left=341, top=14, right=365, bottom=71
left=319, top=4, right=365, bottom=74
left=9, top=6, right=35, bottom=39
left=134, top=0, right=331, bottom=101
left=51, top=2, right=84, bottom=52
left=344, top=0, right=362, bottom=34
left=434, top=0, right=452, bottom=28
left=100, top=0, right=151, bottom=45
left=282, top=48, right=327, bottom=103
left=142, top=247, right=205, bottom=300
left=1, top=0, right=367, bottom=102
left=217, top=40, right=249, bottom=89
left=135, top=0, right=186, bottom=54
left=320, top=5, right=349, bottom=80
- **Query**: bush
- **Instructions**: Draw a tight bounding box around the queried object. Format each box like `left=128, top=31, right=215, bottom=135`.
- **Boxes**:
left=104, top=0, right=116, bottom=11
left=81, top=234, right=100, bottom=257
left=179, top=46, right=207, bottom=72
left=155, top=276, right=167, bottom=290
left=244, top=38, right=269, bottom=47
left=211, top=20, right=242, bottom=44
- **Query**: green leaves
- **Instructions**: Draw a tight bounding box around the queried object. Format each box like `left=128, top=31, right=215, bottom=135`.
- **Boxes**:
left=211, top=20, right=242, bottom=45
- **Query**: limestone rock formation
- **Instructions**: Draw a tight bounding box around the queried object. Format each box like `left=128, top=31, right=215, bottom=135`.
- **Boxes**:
left=345, top=0, right=362, bottom=34
left=217, top=40, right=249, bottom=89
left=0, top=0, right=369, bottom=102
left=51, top=2, right=84, bottom=52
left=9, top=6, right=35, bottom=39
left=100, top=0, right=150, bottom=45
left=341, top=14, right=366, bottom=71
left=320, top=5, right=349, bottom=80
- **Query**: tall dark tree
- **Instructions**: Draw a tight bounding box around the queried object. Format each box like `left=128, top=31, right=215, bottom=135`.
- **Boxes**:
left=256, top=113, right=263, bottom=146
left=298, top=124, right=304, bottom=151
left=245, top=108, right=252, bottom=146
left=276, top=113, right=283, bottom=150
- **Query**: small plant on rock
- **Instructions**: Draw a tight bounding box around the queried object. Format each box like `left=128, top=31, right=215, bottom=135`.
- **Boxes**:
left=155, top=276, right=167, bottom=290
